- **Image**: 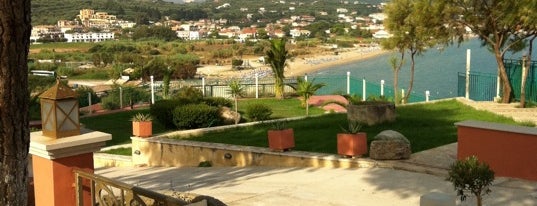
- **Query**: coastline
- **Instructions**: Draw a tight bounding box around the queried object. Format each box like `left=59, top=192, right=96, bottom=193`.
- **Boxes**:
left=285, top=47, right=389, bottom=77
left=196, top=47, right=389, bottom=79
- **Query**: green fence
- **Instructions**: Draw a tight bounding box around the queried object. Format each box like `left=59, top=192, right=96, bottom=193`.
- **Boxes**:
left=457, top=59, right=537, bottom=102
left=504, top=59, right=537, bottom=102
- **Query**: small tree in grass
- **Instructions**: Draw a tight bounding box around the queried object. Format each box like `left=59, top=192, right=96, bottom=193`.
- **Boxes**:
left=447, top=156, right=495, bottom=206
left=288, top=77, right=325, bottom=116
left=227, top=80, right=244, bottom=124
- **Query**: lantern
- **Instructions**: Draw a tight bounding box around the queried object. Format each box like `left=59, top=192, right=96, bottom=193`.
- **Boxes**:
left=39, top=80, right=80, bottom=138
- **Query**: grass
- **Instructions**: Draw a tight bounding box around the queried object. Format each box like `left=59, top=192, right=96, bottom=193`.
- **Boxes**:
left=80, top=108, right=168, bottom=146
left=81, top=98, right=320, bottom=146
left=238, top=98, right=326, bottom=118
left=82, top=99, right=526, bottom=155
left=175, top=99, right=524, bottom=154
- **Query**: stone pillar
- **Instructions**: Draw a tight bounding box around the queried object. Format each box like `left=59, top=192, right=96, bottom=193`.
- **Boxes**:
left=29, top=130, right=111, bottom=206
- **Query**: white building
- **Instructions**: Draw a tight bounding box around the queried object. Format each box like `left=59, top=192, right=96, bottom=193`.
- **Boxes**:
left=64, top=32, right=115, bottom=43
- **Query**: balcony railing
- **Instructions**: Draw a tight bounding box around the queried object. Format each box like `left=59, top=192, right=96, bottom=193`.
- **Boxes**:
left=74, top=169, right=188, bottom=206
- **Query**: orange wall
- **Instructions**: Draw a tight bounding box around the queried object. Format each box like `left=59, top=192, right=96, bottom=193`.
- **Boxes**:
left=457, top=125, right=537, bottom=181
left=32, top=154, right=94, bottom=206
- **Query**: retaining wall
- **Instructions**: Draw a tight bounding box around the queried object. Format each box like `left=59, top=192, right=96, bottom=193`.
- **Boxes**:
left=456, top=120, right=537, bottom=181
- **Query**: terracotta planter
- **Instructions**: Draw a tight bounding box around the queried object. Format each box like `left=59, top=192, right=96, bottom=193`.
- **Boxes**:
left=337, top=133, right=367, bottom=157
left=132, top=121, right=152, bottom=137
left=268, top=128, right=295, bottom=151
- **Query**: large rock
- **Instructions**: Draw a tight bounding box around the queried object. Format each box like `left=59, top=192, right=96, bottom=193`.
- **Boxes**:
left=221, top=106, right=240, bottom=124
left=369, top=130, right=411, bottom=160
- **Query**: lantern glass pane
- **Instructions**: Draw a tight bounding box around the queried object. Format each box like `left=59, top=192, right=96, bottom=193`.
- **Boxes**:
left=41, top=102, right=54, bottom=131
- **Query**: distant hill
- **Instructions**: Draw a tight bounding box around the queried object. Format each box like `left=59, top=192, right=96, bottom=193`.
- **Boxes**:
left=32, top=0, right=386, bottom=26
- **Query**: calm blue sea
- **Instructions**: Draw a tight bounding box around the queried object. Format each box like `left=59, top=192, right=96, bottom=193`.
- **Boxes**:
left=311, top=39, right=537, bottom=100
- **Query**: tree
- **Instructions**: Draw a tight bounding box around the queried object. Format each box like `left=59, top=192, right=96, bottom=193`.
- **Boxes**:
left=447, top=156, right=495, bottom=206
left=227, top=80, right=244, bottom=124
left=266, top=38, right=291, bottom=99
left=288, top=78, right=326, bottom=116
left=518, top=2, right=537, bottom=108
left=445, top=0, right=535, bottom=103
left=0, top=0, right=31, bottom=205
left=382, top=0, right=451, bottom=103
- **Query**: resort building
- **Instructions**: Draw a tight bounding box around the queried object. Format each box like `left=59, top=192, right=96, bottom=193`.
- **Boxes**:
left=64, top=32, right=115, bottom=43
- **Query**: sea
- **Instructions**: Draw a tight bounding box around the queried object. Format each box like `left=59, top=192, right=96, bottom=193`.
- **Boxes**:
left=311, top=39, right=537, bottom=100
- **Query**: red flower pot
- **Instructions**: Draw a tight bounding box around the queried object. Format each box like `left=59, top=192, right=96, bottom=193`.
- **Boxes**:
left=133, top=121, right=152, bottom=137
left=268, top=128, right=295, bottom=151
left=337, top=133, right=367, bottom=157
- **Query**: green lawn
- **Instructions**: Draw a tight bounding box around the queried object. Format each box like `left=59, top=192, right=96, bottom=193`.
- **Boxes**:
left=80, top=109, right=168, bottom=146
left=83, top=99, right=526, bottom=155
left=238, top=98, right=326, bottom=118
left=176, top=99, right=524, bottom=154
left=81, top=98, right=322, bottom=146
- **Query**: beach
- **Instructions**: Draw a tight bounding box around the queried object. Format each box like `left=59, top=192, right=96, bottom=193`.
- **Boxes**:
left=196, top=46, right=388, bottom=79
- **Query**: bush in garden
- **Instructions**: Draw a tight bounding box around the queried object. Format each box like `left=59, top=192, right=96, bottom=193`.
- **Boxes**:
left=75, top=86, right=100, bottom=107
left=173, top=86, right=203, bottom=102
left=447, top=156, right=495, bottom=206
left=150, top=98, right=194, bottom=129
left=245, top=103, right=272, bottom=121
left=100, top=95, right=120, bottom=110
left=203, top=97, right=233, bottom=108
left=172, top=104, right=223, bottom=129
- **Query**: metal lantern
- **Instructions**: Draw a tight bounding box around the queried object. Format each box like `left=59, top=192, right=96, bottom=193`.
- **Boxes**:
left=39, top=80, right=80, bottom=138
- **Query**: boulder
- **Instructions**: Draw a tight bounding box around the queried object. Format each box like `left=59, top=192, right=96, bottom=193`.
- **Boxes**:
left=221, top=106, right=240, bottom=124
left=369, top=130, right=411, bottom=160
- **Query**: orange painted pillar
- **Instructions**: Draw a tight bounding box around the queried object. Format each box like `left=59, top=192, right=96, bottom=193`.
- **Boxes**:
left=29, top=130, right=111, bottom=206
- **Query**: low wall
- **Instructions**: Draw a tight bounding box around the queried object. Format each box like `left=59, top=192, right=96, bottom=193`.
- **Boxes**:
left=131, top=137, right=375, bottom=168
left=456, top=120, right=537, bottom=181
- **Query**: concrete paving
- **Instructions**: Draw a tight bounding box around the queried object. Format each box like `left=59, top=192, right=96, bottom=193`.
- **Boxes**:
left=96, top=165, right=537, bottom=206
left=96, top=98, right=537, bottom=205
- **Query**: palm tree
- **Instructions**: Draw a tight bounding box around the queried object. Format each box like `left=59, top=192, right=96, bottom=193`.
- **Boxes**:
left=227, top=80, right=244, bottom=124
left=289, top=77, right=326, bottom=116
left=266, top=38, right=291, bottom=99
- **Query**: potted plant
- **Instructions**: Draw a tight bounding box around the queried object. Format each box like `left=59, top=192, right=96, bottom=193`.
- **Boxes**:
left=131, top=113, right=152, bottom=137
left=267, top=121, right=295, bottom=152
left=337, top=120, right=367, bottom=157
left=447, top=156, right=495, bottom=206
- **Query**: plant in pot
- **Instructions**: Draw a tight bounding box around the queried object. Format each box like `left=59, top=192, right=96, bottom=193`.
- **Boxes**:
left=131, top=113, right=153, bottom=137
left=267, top=120, right=295, bottom=152
left=337, top=120, right=367, bottom=157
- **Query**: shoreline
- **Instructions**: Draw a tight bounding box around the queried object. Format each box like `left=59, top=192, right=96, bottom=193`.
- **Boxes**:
left=197, top=47, right=389, bottom=79
left=285, top=47, right=389, bottom=77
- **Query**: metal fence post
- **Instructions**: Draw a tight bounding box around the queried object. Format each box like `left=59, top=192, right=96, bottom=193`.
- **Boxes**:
left=255, top=73, right=259, bottom=99
left=465, top=49, right=471, bottom=99
left=401, top=89, right=405, bottom=104
left=119, top=87, right=123, bottom=109
left=362, top=78, right=366, bottom=101
left=150, top=75, right=155, bottom=104
left=381, top=80, right=385, bottom=96
left=346, top=71, right=350, bottom=94
left=426, top=90, right=430, bottom=102
left=202, top=77, right=206, bottom=97
left=88, top=92, right=92, bottom=115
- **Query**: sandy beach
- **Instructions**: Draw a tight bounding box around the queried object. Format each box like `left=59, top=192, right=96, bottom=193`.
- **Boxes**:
left=196, top=46, right=388, bottom=79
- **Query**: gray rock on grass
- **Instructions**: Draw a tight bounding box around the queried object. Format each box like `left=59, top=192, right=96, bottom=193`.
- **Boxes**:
left=370, top=130, right=411, bottom=160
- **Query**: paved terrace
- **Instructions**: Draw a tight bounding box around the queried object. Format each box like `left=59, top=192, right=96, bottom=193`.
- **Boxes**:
left=97, top=98, right=537, bottom=205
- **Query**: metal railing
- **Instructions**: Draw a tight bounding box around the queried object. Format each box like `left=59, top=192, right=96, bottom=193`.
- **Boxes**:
left=74, top=169, right=188, bottom=206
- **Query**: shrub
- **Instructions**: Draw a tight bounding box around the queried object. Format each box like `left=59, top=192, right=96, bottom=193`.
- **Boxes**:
left=245, top=103, right=272, bottom=121
left=172, top=104, right=223, bottom=129
left=101, top=95, right=120, bottom=110
left=173, top=86, right=203, bottom=102
left=447, top=156, right=494, bottom=206
left=150, top=98, right=193, bottom=128
left=75, top=86, right=100, bottom=107
left=203, top=97, right=233, bottom=108
left=231, top=59, right=243, bottom=67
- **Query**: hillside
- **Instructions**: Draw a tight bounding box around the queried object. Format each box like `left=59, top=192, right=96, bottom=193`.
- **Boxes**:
left=32, top=0, right=385, bottom=25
